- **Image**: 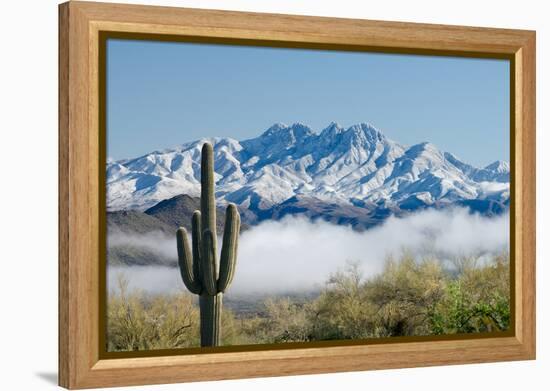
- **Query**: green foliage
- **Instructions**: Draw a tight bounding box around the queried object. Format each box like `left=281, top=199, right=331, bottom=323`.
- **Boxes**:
left=427, top=252, right=510, bottom=334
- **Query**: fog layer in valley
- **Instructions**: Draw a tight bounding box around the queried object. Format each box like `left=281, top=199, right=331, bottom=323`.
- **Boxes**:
left=108, top=208, right=509, bottom=296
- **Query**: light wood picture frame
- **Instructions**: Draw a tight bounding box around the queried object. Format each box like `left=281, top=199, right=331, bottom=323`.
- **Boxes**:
left=59, top=1, right=536, bottom=389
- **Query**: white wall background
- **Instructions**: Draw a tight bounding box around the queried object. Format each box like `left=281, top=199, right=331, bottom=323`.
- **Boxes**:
left=0, top=0, right=546, bottom=389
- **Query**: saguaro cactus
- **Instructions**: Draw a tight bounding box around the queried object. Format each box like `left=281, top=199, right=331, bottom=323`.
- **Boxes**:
left=176, top=142, right=240, bottom=347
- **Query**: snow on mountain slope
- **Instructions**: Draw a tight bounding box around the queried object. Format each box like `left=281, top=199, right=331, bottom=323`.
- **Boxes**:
left=106, top=122, right=510, bottom=213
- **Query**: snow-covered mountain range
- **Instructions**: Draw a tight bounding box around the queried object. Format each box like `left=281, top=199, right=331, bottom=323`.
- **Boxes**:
left=107, top=122, right=510, bottom=225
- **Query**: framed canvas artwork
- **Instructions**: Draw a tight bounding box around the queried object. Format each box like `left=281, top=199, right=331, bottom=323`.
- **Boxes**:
left=59, top=1, right=536, bottom=389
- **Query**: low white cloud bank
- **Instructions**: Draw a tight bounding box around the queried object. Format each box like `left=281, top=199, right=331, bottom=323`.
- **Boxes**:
left=109, top=265, right=183, bottom=296
left=108, top=230, right=176, bottom=259
left=108, top=208, right=509, bottom=296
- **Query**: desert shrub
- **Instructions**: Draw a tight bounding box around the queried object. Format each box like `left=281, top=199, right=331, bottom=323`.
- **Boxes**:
left=428, top=252, right=510, bottom=334
left=239, top=297, right=313, bottom=343
left=302, top=253, right=508, bottom=340
left=107, top=276, right=200, bottom=351
left=364, top=255, right=447, bottom=337
left=309, top=263, right=377, bottom=340
left=218, top=303, right=242, bottom=346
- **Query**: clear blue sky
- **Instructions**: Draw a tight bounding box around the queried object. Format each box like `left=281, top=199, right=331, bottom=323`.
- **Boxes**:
left=107, top=39, right=509, bottom=167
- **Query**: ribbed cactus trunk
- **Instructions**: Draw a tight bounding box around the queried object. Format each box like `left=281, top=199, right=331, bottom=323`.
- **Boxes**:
left=176, top=142, right=240, bottom=347
left=199, top=295, right=222, bottom=346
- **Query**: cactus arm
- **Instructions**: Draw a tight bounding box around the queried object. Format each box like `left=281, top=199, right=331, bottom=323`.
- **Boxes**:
left=191, top=210, right=202, bottom=282
left=200, top=142, right=217, bottom=254
left=176, top=227, right=202, bottom=294
left=217, top=203, right=240, bottom=293
left=200, top=229, right=218, bottom=296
